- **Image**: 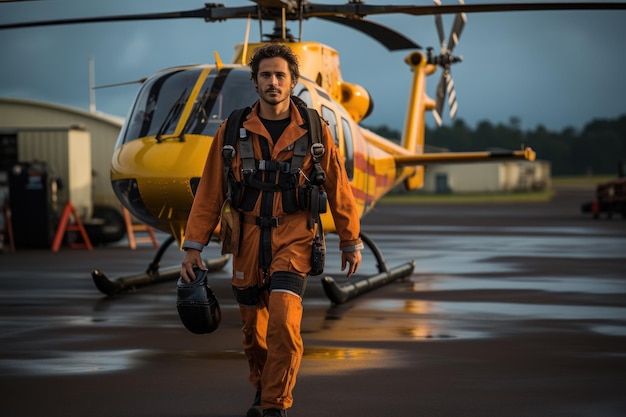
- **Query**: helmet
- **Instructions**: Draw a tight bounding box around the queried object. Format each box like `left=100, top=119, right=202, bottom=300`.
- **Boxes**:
left=176, top=268, right=221, bottom=334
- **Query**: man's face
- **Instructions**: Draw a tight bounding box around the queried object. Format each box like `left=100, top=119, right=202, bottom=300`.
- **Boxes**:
left=254, top=57, right=294, bottom=107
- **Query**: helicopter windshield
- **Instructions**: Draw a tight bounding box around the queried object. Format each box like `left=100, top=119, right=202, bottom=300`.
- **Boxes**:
left=119, top=68, right=258, bottom=143
left=184, top=68, right=258, bottom=136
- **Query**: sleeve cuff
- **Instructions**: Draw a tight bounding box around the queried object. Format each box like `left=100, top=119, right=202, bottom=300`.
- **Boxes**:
left=340, top=238, right=364, bottom=252
left=182, top=240, right=205, bottom=252
left=341, top=243, right=364, bottom=252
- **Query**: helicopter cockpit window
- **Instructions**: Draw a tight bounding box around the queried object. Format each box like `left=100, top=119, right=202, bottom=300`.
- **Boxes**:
left=120, top=68, right=258, bottom=143
left=121, top=69, right=198, bottom=143
left=321, top=105, right=338, bottom=147
left=186, top=69, right=258, bottom=137
left=293, top=83, right=312, bottom=107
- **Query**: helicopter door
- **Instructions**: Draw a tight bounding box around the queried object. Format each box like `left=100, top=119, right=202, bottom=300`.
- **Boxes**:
left=340, top=118, right=355, bottom=180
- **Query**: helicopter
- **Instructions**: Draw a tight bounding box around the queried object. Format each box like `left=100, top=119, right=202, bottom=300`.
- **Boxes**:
left=2, top=1, right=625, bottom=303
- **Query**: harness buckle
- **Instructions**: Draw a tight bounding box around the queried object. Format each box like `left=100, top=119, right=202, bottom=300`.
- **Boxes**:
left=242, top=168, right=257, bottom=175
left=256, top=216, right=280, bottom=228
left=279, top=161, right=291, bottom=173
left=221, top=145, right=236, bottom=162
left=311, top=143, right=325, bottom=161
left=258, top=160, right=291, bottom=173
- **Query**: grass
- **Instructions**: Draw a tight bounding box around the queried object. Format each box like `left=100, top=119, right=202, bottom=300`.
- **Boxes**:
left=551, top=175, right=613, bottom=187
left=380, top=190, right=555, bottom=204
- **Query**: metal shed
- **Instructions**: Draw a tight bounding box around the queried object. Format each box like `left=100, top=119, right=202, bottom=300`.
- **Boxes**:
left=0, top=97, right=123, bottom=210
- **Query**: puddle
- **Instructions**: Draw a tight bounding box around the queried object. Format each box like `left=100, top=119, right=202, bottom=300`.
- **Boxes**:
left=300, top=346, right=401, bottom=375
left=365, top=299, right=626, bottom=321
left=591, top=325, right=626, bottom=337
left=360, top=228, right=626, bottom=259
left=0, top=349, right=146, bottom=376
left=410, top=275, right=626, bottom=294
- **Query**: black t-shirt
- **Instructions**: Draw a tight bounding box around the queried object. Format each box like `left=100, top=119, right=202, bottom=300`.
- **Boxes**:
left=260, top=117, right=290, bottom=144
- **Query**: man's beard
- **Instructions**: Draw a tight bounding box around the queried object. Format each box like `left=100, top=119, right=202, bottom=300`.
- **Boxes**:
left=260, top=88, right=289, bottom=106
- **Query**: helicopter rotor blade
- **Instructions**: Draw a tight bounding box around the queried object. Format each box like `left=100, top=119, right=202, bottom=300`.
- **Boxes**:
left=253, top=0, right=293, bottom=8
left=0, top=5, right=259, bottom=30
left=447, top=7, right=467, bottom=52
left=3, top=2, right=625, bottom=31
left=305, top=2, right=626, bottom=19
left=2, top=2, right=624, bottom=53
left=446, top=71, right=458, bottom=120
left=434, top=70, right=448, bottom=126
left=318, top=16, right=420, bottom=50
left=433, top=0, right=447, bottom=53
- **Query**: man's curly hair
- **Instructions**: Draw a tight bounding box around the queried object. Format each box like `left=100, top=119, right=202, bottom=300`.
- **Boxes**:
left=249, top=43, right=300, bottom=83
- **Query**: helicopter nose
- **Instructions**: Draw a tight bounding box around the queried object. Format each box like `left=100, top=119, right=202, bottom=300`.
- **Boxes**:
left=111, top=178, right=159, bottom=228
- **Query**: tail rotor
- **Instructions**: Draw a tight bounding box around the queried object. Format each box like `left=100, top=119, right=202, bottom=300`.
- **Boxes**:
left=430, top=0, right=466, bottom=125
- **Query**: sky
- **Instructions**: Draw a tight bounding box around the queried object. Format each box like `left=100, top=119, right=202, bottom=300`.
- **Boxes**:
left=1, top=0, right=625, bottom=132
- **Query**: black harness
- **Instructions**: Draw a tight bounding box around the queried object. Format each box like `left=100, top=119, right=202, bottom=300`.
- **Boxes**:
left=221, top=101, right=326, bottom=275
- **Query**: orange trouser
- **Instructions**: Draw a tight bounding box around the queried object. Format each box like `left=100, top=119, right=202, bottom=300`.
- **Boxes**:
left=239, top=290, right=304, bottom=410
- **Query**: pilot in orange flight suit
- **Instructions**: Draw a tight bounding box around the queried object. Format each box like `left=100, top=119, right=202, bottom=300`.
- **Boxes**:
left=181, top=44, right=362, bottom=417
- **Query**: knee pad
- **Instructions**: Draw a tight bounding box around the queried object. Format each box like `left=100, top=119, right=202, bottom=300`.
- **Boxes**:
left=232, top=285, right=261, bottom=307
left=270, top=271, right=307, bottom=298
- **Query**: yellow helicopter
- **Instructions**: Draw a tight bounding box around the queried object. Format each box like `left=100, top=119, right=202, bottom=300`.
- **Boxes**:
left=2, top=1, right=624, bottom=302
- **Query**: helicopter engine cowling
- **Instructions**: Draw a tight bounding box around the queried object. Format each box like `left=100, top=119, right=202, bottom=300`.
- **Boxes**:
left=339, top=82, right=373, bottom=123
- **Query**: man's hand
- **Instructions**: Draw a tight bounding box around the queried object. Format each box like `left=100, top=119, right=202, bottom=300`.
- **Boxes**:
left=341, top=250, right=362, bottom=278
left=181, top=249, right=206, bottom=283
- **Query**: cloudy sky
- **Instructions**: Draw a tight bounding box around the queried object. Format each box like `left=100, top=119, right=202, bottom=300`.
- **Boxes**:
left=1, top=0, right=625, bottom=132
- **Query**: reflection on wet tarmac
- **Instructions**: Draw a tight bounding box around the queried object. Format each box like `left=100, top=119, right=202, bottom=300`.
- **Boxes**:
left=411, top=275, right=626, bottom=295
left=0, top=349, right=145, bottom=376
left=362, top=298, right=626, bottom=338
left=0, top=346, right=400, bottom=377
left=300, top=347, right=400, bottom=375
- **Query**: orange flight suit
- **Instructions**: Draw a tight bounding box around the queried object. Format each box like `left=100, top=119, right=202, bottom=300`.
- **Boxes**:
left=183, top=99, right=362, bottom=410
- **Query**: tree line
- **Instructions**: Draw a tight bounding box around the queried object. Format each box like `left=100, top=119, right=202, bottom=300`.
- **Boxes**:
left=366, top=115, right=626, bottom=176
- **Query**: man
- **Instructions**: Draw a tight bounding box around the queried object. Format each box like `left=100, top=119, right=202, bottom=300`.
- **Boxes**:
left=181, top=43, right=363, bottom=417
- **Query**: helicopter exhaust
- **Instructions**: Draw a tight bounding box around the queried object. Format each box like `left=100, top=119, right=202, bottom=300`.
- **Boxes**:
left=320, top=231, right=416, bottom=305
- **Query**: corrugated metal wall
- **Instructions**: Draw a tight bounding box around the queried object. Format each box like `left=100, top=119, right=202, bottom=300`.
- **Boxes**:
left=18, top=128, right=93, bottom=219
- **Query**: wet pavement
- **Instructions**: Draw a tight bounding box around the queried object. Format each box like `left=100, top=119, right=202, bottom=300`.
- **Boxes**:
left=1, top=185, right=625, bottom=417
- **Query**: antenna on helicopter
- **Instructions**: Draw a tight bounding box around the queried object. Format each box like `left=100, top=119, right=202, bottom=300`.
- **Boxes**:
left=431, top=0, right=466, bottom=126
left=89, top=56, right=96, bottom=114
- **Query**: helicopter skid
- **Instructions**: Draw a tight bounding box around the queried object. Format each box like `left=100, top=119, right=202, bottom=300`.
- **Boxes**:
left=91, top=235, right=229, bottom=296
left=320, top=231, right=416, bottom=304
left=91, top=254, right=230, bottom=296
left=321, top=260, right=415, bottom=305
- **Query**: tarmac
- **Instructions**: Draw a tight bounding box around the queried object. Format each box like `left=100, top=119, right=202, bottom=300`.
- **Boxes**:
left=0, top=185, right=625, bottom=417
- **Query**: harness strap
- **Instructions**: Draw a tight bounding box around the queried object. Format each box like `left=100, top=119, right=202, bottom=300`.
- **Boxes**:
left=258, top=136, right=274, bottom=274
left=239, top=132, right=256, bottom=176
left=242, top=215, right=283, bottom=227
left=221, top=101, right=328, bottom=276
left=222, top=107, right=252, bottom=199
left=290, top=129, right=309, bottom=175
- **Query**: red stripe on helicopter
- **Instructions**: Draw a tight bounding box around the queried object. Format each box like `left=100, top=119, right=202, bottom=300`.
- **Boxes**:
left=354, top=154, right=393, bottom=188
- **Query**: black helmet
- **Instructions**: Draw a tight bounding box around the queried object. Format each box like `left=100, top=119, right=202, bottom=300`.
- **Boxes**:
left=176, top=268, right=221, bottom=334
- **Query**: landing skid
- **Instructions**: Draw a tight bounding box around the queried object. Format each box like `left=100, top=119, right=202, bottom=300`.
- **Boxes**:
left=321, top=232, right=415, bottom=304
left=91, top=236, right=229, bottom=296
